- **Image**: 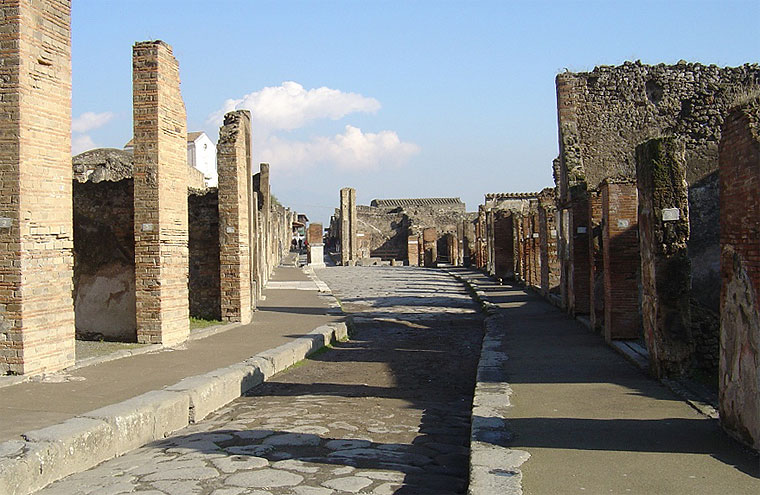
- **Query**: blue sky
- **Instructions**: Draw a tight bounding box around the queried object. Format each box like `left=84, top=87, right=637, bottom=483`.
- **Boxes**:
left=71, top=0, right=759, bottom=225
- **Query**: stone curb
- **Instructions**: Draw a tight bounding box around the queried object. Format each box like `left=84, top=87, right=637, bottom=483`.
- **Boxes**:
left=443, top=269, right=529, bottom=495
left=0, top=320, right=349, bottom=495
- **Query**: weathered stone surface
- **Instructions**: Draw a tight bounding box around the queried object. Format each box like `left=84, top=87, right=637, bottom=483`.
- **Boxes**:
left=73, top=148, right=133, bottom=183
left=227, top=468, right=304, bottom=487
left=636, top=138, right=693, bottom=377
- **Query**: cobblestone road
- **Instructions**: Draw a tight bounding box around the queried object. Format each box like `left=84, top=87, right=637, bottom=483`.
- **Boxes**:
left=36, top=266, right=483, bottom=495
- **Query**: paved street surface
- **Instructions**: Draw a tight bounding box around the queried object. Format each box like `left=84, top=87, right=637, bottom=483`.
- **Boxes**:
left=35, top=266, right=483, bottom=494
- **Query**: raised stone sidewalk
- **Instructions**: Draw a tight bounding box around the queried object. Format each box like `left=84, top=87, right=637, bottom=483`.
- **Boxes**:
left=0, top=256, right=346, bottom=495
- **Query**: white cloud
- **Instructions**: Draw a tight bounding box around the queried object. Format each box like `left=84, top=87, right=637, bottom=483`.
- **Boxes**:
left=207, top=81, right=381, bottom=131
left=72, top=134, right=96, bottom=155
left=260, top=125, right=420, bottom=174
left=72, top=111, right=115, bottom=133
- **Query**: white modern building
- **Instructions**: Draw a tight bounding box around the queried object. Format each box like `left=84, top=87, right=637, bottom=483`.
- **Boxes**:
left=124, top=131, right=218, bottom=187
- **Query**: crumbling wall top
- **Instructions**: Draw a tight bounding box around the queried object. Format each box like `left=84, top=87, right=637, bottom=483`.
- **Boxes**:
left=73, top=148, right=133, bottom=183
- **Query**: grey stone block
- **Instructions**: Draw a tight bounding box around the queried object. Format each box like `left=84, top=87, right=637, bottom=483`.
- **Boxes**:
left=332, top=322, right=348, bottom=341
left=244, top=356, right=275, bottom=380
left=81, top=390, right=190, bottom=456
left=0, top=418, right=113, bottom=495
left=167, top=364, right=264, bottom=422
left=257, top=344, right=296, bottom=375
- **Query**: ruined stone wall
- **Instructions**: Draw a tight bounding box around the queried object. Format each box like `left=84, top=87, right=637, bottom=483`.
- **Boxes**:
left=718, top=96, right=760, bottom=450
left=188, top=189, right=220, bottom=321
left=355, top=205, right=408, bottom=261
left=0, top=0, right=75, bottom=374
left=557, top=62, right=760, bottom=312
left=132, top=40, right=189, bottom=345
left=73, top=179, right=136, bottom=340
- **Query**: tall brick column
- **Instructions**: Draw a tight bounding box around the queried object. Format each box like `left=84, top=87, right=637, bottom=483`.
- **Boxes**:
left=493, top=211, right=514, bottom=279
left=539, top=190, right=559, bottom=296
left=569, top=191, right=591, bottom=315
left=251, top=190, right=261, bottom=302
left=406, top=235, right=419, bottom=267
left=636, top=138, right=692, bottom=377
left=601, top=180, right=640, bottom=342
left=718, top=98, right=760, bottom=450
left=339, top=187, right=357, bottom=265
left=0, top=0, right=74, bottom=374
left=132, top=41, right=189, bottom=345
left=217, top=110, right=253, bottom=323
left=423, top=228, right=437, bottom=267
left=589, top=191, right=604, bottom=332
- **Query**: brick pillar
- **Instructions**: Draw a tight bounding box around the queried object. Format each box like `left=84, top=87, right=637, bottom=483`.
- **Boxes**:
left=569, top=190, right=591, bottom=315
left=588, top=190, right=604, bottom=332
left=601, top=180, right=640, bottom=342
left=423, top=228, right=437, bottom=267
left=307, top=223, right=324, bottom=268
left=217, top=110, right=253, bottom=324
left=476, top=207, right=486, bottom=269
left=133, top=41, right=189, bottom=346
left=493, top=211, right=514, bottom=279
left=718, top=100, right=760, bottom=450
left=539, top=192, right=559, bottom=296
left=259, top=163, right=271, bottom=281
left=407, top=235, right=419, bottom=266
left=0, top=0, right=74, bottom=375
left=251, top=190, right=262, bottom=302
left=530, top=210, right=541, bottom=287
left=636, top=138, right=692, bottom=377
left=513, top=214, right=524, bottom=281
left=339, top=187, right=357, bottom=265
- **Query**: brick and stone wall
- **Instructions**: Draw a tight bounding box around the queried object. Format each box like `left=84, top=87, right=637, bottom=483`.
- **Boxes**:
left=188, top=189, right=220, bottom=321
left=718, top=96, right=760, bottom=450
left=217, top=111, right=253, bottom=324
left=0, top=0, right=75, bottom=374
left=556, top=62, right=760, bottom=318
left=132, top=40, right=189, bottom=346
left=73, top=178, right=135, bottom=341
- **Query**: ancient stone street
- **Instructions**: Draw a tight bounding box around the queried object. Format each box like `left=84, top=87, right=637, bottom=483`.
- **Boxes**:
left=34, top=267, right=483, bottom=494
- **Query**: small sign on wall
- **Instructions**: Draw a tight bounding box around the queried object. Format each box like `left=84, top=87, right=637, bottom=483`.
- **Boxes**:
left=617, top=219, right=630, bottom=228
left=532, top=233, right=539, bottom=238
left=662, top=208, right=680, bottom=221
left=577, top=226, right=587, bottom=234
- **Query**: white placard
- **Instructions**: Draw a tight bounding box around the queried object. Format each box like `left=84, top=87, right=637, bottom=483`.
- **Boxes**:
left=0, top=218, right=11, bottom=228
left=357, top=233, right=365, bottom=237
left=226, top=226, right=235, bottom=233
left=141, top=223, right=154, bottom=232
left=408, top=240, right=418, bottom=244
left=617, top=219, right=630, bottom=228
left=662, top=208, right=680, bottom=221
left=577, top=226, right=587, bottom=234
left=532, top=233, right=539, bottom=238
